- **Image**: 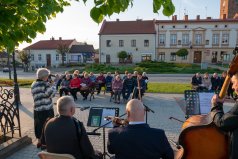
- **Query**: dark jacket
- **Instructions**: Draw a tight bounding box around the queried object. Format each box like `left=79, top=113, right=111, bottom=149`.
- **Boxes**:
left=211, top=76, right=221, bottom=90
left=134, top=79, right=146, bottom=91
left=191, top=75, right=202, bottom=86
left=41, top=115, right=95, bottom=159
left=107, top=124, right=174, bottom=159
left=123, top=78, right=135, bottom=90
left=211, top=102, right=238, bottom=159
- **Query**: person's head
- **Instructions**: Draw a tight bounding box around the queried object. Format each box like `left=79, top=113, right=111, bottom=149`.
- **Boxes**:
left=142, top=72, right=147, bottom=77
left=115, top=75, right=121, bottom=81
left=57, top=96, right=76, bottom=117
left=74, top=70, right=80, bottom=75
left=213, top=73, right=218, bottom=78
left=107, top=72, right=111, bottom=76
left=73, top=73, right=78, bottom=79
left=127, top=73, right=132, bottom=79
left=65, top=71, right=70, bottom=75
left=204, top=72, right=209, bottom=78
left=90, top=72, right=94, bottom=76
left=137, top=73, right=142, bottom=79
left=195, top=72, right=200, bottom=78
left=66, top=74, right=71, bottom=80
left=100, top=72, right=104, bottom=76
left=84, top=72, right=89, bottom=78
left=134, top=71, right=138, bottom=76
left=222, top=71, right=227, bottom=77
left=36, top=68, right=50, bottom=81
left=125, top=71, right=128, bottom=75
left=231, top=73, right=238, bottom=94
left=115, top=71, right=119, bottom=75
left=126, top=99, right=145, bottom=122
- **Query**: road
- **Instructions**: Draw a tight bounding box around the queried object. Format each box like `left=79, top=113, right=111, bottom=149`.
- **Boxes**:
left=0, top=69, right=193, bottom=83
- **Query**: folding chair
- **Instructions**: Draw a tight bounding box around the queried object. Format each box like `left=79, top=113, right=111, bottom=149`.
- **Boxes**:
left=38, top=151, right=75, bottom=159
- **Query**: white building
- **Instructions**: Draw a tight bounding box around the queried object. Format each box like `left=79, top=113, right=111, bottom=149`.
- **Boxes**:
left=156, top=15, right=238, bottom=64
left=99, top=19, right=157, bottom=63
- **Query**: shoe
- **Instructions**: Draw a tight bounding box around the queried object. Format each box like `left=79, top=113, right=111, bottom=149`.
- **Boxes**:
left=37, top=142, right=42, bottom=148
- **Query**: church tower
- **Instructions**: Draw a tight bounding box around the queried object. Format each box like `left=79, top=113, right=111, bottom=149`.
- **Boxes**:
left=220, top=0, right=238, bottom=19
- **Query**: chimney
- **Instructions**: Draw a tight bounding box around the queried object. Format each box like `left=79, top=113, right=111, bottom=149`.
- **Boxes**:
left=59, top=37, right=62, bottom=40
left=196, top=15, right=200, bottom=20
left=184, top=15, right=188, bottom=21
left=174, top=15, right=177, bottom=21
left=116, top=19, right=119, bottom=22
left=51, top=36, right=54, bottom=40
left=223, top=14, right=227, bottom=20
left=206, top=17, right=211, bottom=20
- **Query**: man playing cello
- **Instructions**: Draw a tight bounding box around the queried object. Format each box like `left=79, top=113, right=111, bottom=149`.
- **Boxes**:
left=211, top=72, right=238, bottom=159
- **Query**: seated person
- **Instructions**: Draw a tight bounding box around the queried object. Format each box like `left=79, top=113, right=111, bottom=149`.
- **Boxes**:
left=59, top=74, right=71, bottom=97
left=80, top=72, right=92, bottom=100
left=122, top=73, right=135, bottom=101
left=96, top=72, right=106, bottom=94
left=41, top=96, right=102, bottom=159
left=132, top=73, right=146, bottom=99
left=191, top=73, right=205, bottom=91
left=69, top=73, right=81, bottom=101
left=105, top=72, right=113, bottom=92
left=211, top=72, right=221, bottom=91
left=107, top=99, right=174, bottom=159
left=112, top=75, right=123, bottom=104
left=202, top=72, right=211, bottom=91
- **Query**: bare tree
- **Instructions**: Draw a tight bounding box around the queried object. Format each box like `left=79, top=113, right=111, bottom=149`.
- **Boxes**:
left=56, top=43, right=69, bottom=66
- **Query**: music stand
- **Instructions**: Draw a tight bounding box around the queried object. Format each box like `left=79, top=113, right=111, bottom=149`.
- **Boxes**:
left=87, top=107, right=119, bottom=159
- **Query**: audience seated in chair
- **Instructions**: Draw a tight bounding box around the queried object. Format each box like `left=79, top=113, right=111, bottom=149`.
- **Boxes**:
left=96, top=72, right=106, bottom=95
left=132, top=73, right=146, bottom=99
left=41, top=96, right=102, bottom=159
left=80, top=72, right=92, bottom=101
left=59, top=74, right=71, bottom=97
left=107, top=99, right=174, bottom=159
left=122, top=73, right=135, bottom=102
left=69, top=73, right=81, bottom=101
left=112, top=75, right=123, bottom=104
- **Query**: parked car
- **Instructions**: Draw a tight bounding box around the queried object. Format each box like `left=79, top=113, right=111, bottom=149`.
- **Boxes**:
left=3, top=67, right=10, bottom=72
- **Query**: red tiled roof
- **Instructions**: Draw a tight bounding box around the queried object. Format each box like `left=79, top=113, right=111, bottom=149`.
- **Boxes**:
left=99, top=20, right=156, bottom=35
left=24, top=39, right=75, bottom=50
left=156, top=18, right=238, bottom=24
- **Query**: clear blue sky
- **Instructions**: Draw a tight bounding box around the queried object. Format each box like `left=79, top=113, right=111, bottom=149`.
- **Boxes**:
left=18, top=0, right=220, bottom=50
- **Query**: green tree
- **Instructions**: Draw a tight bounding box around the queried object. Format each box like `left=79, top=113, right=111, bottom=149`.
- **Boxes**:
left=0, top=0, right=175, bottom=51
left=18, top=50, right=31, bottom=72
left=56, top=43, right=69, bottom=66
left=118, top=51, right=128, bottom=63
left=176, top=48, right=188, bottom=63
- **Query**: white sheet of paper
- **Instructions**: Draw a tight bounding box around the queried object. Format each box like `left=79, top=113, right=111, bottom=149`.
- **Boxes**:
left=198, top=92, right=214, bottom=114
left=100, top=108, right=117, bottom=128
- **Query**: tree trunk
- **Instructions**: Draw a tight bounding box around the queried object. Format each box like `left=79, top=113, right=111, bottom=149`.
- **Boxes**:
left=7, top=52, right=12, bottom=80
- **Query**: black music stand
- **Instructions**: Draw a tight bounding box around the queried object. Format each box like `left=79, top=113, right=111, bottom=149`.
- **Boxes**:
left=87, top=107, right=119, bottom=159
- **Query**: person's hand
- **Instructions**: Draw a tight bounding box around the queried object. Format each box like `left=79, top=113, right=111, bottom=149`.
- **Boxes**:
left=211, top=94, right=225, bottom=105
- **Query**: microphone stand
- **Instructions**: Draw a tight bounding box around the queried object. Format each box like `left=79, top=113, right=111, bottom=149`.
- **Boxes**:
left=144, top=104, right=155, bottom=124
left=90, top=113, right=127, bottom=159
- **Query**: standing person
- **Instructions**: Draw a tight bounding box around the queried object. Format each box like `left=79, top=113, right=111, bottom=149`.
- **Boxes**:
left=59, top=74, right=71, bottom=97
left=31, top=68, right=56, bottom=148
left=107, top=99, right=174, bottom=159
left=112, top=75, right=123, bottom=104
left=211, top=72, right=238, bottom=159
left=41, top=96, right=102, bottom=159
left=122, top=73, right=135, bottom=102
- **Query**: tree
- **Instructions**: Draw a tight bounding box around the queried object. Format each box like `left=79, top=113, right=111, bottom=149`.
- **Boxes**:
left=118, top=51, right=128, bottom=63
left=56, top=43, right=69, bottom=66
left=18, top=50, right=31, bottom=72
left=176, top=48, right=188, bottom=63
left=0, top=0, right=175, bottom=51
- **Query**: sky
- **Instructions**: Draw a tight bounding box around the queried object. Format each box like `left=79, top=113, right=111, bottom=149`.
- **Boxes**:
left=18, top=0, right=220, bottom=50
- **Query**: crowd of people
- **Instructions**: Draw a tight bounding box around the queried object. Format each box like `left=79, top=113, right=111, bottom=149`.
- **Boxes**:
left=191, top=71, right=234, bottom=99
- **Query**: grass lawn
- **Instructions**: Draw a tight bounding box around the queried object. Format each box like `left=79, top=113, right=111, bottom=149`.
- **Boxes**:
left=147, top=82, right=191, bottom=94
left=0, top=78, right=34, bottom=87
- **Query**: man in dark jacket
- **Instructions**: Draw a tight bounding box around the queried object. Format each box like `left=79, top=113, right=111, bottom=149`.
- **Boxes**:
left=41, top=96, right=101, bottom=159
left=107, top=99, right=174, bottom=159
left=211, top=72, right=238, bottom=159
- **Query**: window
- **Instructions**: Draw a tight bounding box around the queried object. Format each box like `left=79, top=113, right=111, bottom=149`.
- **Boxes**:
left=119, top=40, right=124, bottom=47
left=182, top=34, right=189, bottom=45
left=63, top=54, right=66, bottom=61
left=182, top=55, right=187, bottom=60
left=159, top=34, right=166, bottom=45
left=31, top=54, right=34, bottom=61
left=195, top=34, right=202, bottom=45
left=222, top=33, right=229, bottom=44
left=158, top=52, right=165, bottom=61
left=223, top=54, right=230, bottom=61
left=170, top=34, right=177, bottom=45
left=56, top=54, right=59, bottom=61
left=38, top=54, right=41, bottom=61
left=206, top=40, right=209, bottom=45
left=212, top=34, right=219, bottom=45
left=141, top=54, right=151, bottom=61
left=170, top=52, right=176, bottom=61
left=106, top=40, right=111, bottom=47
left=131, top=40, right=136, bottom=47
left=144, top=40, right=149, bottom=47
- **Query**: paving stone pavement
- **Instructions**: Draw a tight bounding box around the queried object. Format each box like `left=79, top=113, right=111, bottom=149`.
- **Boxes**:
left=5, top=88, right=234, bottom=159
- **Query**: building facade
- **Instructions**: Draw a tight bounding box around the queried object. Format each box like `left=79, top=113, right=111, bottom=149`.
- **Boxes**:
left=99, top=20, right=157, bottom=64
left=156, top=16, right=238, bottom=64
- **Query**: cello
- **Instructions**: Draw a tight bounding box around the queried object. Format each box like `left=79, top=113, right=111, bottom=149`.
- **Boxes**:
left=178, top=54, right=238, bottom=159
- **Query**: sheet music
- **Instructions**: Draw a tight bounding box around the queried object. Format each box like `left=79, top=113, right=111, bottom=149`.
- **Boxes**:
left=198, top=92, right=214, bottom=114
left=100, top=108, right=117, bottom=128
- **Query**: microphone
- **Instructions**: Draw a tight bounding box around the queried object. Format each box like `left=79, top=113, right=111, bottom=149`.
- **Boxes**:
left=87, top=132, right=101, bottom=136
left=80, top=106, right=90, bottom=111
